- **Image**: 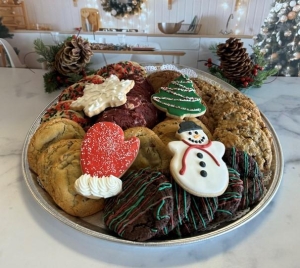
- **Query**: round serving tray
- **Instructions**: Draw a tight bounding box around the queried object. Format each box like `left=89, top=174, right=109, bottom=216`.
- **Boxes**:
left=22, top=64, right=284, bottom=246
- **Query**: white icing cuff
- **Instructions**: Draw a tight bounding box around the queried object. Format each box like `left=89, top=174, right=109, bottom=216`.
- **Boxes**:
left=74, top=174, right=122, bottom=199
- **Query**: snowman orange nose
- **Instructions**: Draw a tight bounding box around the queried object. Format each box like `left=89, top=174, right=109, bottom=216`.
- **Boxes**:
left=194, top=134, right=200, bottom=139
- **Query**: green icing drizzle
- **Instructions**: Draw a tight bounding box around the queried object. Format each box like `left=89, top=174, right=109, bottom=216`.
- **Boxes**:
left=104, top=168, right=173, bottom=237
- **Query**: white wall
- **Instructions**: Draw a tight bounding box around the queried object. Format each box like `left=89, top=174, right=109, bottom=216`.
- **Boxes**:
left=22, top=0, right=274, bottom=35
left=4, top=0, right=273, bottom=69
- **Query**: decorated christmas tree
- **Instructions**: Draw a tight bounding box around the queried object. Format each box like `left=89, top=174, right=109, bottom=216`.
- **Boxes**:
left=0, top=17, right=13, bottom=39
left=254, top=0, right=300, bottom=77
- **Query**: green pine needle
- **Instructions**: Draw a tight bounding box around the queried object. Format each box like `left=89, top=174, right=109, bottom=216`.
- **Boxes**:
left=34, top=37, right=95, bottom=93
left=203, top=42, right=278, bottom=90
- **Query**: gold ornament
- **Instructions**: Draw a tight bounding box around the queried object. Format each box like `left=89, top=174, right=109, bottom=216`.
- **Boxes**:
left=270, top=53, right=278, bottom=61
left=288, top=11, right=297, bottom=20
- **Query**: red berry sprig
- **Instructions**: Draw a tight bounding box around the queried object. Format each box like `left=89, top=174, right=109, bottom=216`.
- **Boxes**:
left=204, top=58, right=213, bottom=68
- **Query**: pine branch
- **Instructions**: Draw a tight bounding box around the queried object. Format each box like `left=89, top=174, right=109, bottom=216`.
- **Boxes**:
left=203, top=41, right=278, bottom=90
left=33, top=39, right=64, bottom=64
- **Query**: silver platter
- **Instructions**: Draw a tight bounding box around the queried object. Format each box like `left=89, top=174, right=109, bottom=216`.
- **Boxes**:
left=22, top=64, right=284, bottom=246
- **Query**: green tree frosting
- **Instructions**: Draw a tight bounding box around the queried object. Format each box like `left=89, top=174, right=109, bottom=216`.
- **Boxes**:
left=151, top=74, right=206, bottom=119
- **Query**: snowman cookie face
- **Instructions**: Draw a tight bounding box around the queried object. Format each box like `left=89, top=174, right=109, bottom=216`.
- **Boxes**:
left=168, top=121, right=229, bottom=197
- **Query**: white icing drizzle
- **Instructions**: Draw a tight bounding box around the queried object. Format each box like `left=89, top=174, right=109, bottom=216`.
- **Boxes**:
left=152, top=98, right=204, bottom=111
left=152, top=86, right=203, bottom=112
left=170, top=81, right=195, bottom=91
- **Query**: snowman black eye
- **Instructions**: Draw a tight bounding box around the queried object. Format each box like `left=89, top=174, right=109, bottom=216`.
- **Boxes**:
left=195, top=131, right=198, bottom=134
left=188, top=132, right=192, bottom=135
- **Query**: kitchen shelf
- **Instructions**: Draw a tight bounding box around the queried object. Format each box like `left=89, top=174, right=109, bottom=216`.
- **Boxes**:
left=0, top=2, right=28, bottom=30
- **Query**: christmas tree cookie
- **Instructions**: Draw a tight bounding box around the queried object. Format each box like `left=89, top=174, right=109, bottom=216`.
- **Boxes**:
left=151, top=74, right=206, bottom=119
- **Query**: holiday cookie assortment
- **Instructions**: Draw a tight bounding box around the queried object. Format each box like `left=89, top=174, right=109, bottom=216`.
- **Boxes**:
left=26, top=61, right=274, bottom=242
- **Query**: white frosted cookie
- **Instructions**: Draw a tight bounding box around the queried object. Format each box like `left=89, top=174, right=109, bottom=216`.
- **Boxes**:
left=70, top=75, right=135, bottom=117
left=168, top=121, right=229, bottom=197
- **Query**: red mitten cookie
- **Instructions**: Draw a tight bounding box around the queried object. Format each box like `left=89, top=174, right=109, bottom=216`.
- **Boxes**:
left=75, top=122, right=140, bottom=199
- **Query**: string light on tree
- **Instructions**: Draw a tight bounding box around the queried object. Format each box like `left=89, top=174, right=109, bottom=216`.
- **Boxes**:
left=254, top=0, right=300, bottom=77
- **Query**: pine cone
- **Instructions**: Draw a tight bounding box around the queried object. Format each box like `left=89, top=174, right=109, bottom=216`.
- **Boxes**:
left=54, top=36, right=93, bottom=76
left=216, top=38, right=253, bottom=83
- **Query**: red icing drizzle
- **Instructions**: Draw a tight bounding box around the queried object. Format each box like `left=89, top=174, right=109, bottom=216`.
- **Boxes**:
left=80, top=122, right=140, bottom=177
left=179, top=140, right=220, bottom=175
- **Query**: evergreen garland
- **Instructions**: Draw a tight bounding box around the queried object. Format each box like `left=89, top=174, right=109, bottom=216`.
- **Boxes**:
left=101, top=0, right=143, bottom=18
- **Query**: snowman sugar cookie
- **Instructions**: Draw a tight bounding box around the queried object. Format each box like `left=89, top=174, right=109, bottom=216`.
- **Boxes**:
left=168, top=121, right=229, bottom=197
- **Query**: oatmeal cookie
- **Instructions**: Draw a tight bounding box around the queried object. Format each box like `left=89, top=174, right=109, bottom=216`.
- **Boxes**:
left=214, top=120, right=272, bottom=171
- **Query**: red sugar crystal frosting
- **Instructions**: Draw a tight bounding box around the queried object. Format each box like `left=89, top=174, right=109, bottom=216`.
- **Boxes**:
left=74, top=122, right=140, bottom=199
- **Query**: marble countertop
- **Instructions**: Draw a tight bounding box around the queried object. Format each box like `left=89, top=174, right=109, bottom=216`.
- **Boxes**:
left=1, top=67, right=299, bottom=268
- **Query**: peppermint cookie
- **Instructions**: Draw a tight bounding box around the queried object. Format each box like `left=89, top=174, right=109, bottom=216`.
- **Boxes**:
left=27, top=118, right=86, bottom=174
left=124, top=127, right=172, bottom=172
left=151, top=74, right=206, bottom=119
left=41, top=100, right=91, bottom=131
left=103, top=168, right=173, bottom=242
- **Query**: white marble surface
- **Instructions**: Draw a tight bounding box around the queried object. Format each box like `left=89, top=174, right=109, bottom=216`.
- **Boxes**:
left=0, top=67, right=299, bottom=268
